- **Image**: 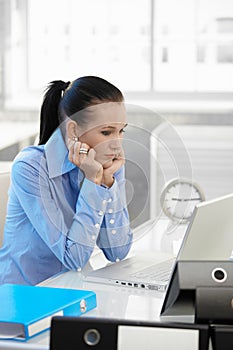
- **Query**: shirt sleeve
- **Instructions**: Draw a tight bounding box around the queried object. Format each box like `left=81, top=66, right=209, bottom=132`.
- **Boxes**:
left=71, top=167, right=133, bottom=263
left=11, top=157, right=133, bottom=271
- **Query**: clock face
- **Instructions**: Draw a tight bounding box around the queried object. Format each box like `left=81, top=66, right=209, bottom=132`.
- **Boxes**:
left=160, top=178, right=205, bottom=223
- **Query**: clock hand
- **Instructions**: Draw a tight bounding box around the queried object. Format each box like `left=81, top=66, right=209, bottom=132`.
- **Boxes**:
left=171, top=198, right=201, bottom=201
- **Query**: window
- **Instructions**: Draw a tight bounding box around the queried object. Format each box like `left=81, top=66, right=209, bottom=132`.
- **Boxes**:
left=27, top=0, right=151, bottom=91
left=153, top=0, right=233, bottom=91
left=1, top=0, right=233, bottom=109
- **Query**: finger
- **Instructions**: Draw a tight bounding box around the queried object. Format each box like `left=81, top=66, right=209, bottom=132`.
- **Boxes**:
left=68, top=139, right=77, bottom=163
left=86, top=148, right=96, bottom=160
left=112, top=153, right=125, bottom=167
left=72, top=141, right=82, bottom=164
left=78, top=142, right=90, bottom=155
left=81, top=142, right=90, bottom=150
left=117, top=148, right=125, bottom=159
left=74, top=141, right=81, bottom=153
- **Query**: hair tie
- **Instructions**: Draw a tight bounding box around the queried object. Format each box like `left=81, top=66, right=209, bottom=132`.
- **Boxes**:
left=63, top=81, right=71, bottom=91
left=61, top=81, right=71, bottom=97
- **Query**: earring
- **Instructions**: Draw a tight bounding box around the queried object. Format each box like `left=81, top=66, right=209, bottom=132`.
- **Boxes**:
left=72, top=136, right=78, bottom=142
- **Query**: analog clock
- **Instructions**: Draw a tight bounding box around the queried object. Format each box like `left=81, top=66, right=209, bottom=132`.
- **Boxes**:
left=160, top=177, right=205, bottom=223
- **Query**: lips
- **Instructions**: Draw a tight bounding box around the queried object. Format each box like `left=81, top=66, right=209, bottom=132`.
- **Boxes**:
left=105, top=154, right=116, bottom=158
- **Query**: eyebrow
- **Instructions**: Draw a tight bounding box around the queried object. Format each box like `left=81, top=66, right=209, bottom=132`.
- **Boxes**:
left=101, top=123, right=128, bottom=129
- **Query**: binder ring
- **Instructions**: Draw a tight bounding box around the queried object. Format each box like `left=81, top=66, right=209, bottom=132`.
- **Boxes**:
left=80, top=299, right=87, bottom=313
left=83, top=328, right=101, bottom=346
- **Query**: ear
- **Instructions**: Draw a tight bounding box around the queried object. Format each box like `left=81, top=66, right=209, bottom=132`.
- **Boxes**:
left=66, top=120, right=79, bottom=141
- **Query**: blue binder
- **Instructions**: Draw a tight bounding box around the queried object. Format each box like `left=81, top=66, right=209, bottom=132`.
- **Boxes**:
left=0, top=283, right=97, bottom=341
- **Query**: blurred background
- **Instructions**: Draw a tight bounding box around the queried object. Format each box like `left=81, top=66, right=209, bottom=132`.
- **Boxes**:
left=0, top=0, right=233, bottom=227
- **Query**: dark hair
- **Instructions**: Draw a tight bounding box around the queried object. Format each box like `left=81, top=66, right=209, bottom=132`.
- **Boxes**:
left=38, top=76, right=124, bottom=145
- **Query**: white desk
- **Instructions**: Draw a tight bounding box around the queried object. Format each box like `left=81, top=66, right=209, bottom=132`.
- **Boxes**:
left=0, top=219, right=190, bottom=350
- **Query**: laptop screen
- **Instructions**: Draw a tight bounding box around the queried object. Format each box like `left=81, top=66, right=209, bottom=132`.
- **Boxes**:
left=179, top=193, right=233, bottom=261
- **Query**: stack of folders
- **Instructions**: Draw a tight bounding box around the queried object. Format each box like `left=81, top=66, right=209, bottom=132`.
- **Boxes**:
left=0, top=283, right=97, bottom=341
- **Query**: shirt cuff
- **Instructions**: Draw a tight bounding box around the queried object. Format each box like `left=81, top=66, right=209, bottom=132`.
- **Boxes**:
left=78, top=178, right=126, bottom=213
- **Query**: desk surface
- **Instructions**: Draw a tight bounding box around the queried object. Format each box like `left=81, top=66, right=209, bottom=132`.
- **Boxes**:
left=0, top=219, right=187, bottom=350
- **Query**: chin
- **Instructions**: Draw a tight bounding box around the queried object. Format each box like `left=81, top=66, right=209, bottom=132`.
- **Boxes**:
left=102, top=160, right=113, bottom=169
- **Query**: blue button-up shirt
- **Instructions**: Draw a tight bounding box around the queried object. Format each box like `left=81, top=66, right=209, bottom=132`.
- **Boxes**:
left=0, top=128, right=133, bottom=285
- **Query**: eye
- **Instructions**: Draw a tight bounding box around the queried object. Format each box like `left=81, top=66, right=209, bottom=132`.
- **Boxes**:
left=101, top=130, right=111, bottom=136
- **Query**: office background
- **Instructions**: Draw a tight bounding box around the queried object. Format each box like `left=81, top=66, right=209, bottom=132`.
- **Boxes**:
left=0, top=0, right=233, bottom=228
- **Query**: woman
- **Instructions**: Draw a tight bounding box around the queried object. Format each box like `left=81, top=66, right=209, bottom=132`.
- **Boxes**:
left=0, top=76, right=133, bottom=285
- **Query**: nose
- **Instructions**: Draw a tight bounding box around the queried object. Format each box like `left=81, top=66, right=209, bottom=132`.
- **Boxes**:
left=109, top=137, right=122, bottom=151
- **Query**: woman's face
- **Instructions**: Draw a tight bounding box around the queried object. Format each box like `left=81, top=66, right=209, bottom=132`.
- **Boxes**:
left=77, top=102, right=127, bottom=168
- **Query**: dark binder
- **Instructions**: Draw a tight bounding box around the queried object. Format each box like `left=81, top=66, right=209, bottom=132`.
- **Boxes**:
left=50, top=316, right=209, bottom=350
left=195, top=287, right=233, bottom=324
left=210, top=325, right=233, bottom=350
left=195, top=287, right=233, bottom=350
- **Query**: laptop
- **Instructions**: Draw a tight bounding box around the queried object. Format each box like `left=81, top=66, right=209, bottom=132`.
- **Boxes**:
left=83, top=219, right=177, bottom=292
left=83, top=252, right=175, bottom=291
left=84, top=193, right=233, bottom=293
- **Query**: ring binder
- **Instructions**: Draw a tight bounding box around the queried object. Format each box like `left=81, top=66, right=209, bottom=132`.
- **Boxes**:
left=0, top=284, right=97, bottom=341
left=195, top=287, right=233, bottom=324
left=50, top=316, right=209, bottom=350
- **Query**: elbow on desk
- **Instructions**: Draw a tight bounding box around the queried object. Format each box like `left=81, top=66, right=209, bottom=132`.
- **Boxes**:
left=101, top=239, right=133, bottom=263
left=62, top=231, right=133, bottom=269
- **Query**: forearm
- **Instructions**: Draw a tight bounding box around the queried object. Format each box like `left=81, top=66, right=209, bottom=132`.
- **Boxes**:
left=96, top=175, right=133, bottom=261
left=97, top=214, right=133, bottom=262
left=67, top=175, right=133, bottom=265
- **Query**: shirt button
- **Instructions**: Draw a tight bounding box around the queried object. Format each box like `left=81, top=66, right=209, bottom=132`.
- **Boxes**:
left=108, top=198, right=112, bottom=203
left=111, top=229, right=116, bottom=235
left=92, top=235, right=96, bottom=240
left=95, top=223, right=100, bottom=228
left=98, top=211, right=104, bottom=216
left=108, top=209, right=113, bottom=214
left=77, top=267, right=82, bottom=272
left=102, top=199, right=107, bottom=204
left=109, top=219, right=115, bottom=224
left=116, top=257, right=120, bottom=262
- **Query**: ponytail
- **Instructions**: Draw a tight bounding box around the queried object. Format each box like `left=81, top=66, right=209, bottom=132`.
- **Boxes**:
left=38, top=80, right=70, bottom=145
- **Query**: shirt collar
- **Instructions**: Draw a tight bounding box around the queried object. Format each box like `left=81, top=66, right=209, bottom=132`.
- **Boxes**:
left=44, top=128, right=76, bottom=178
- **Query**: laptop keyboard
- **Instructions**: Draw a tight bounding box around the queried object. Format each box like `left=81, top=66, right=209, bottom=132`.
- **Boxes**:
left=129, top=258, right=175, bottom=282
